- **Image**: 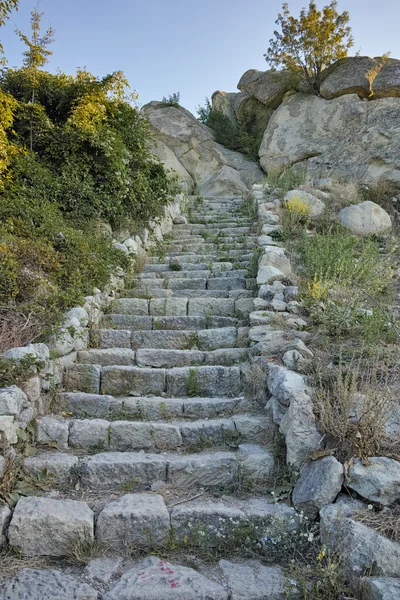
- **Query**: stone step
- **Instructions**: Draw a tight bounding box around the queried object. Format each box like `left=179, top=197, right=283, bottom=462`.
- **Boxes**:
left=77, top=347, right=248, bottom=368
left=58, top=392, right=248, bottom=420
left=100, top=365, right=242, bottom=397
left=24, top=450, right=241, bottom=491
left=35, top=414, right=267, bottom=452
left=109, top=297, right=241, bottom=318
left=173, top=226, right=253, bottom=235
left=101, top=314, right=237, bottom=331
left=93, top=327, right=238, bottom=350
left=143, top=262, right=234, bottom=273
left=164, top=241, right=257, bottom=253
left=173, top=222, right=253, bottom=230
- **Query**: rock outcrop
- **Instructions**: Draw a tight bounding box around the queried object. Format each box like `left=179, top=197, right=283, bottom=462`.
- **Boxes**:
left=259, top=93, right=400, bottom=186
left=142, top=102, right=263, bottom=195
left=207, top=56, right=400, bottom=189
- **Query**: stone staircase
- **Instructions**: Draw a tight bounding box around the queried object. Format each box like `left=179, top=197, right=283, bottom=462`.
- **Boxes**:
left=2, top=196, right=297, bottom=598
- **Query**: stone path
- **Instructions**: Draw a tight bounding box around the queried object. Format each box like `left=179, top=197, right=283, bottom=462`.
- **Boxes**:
left=0, top=195, right=295, bottom=598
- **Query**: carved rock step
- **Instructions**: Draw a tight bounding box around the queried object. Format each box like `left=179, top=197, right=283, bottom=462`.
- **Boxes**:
left=34, top=414, right=269, bottom=452
left=6, top=493, right=295, bottom=562
left=165, top=241, right=258, bottom=253
left=58, top=392, right=249, bottom=420
left=160, top=250, right=255, bottom=260
left=100, top=314, right=237, bottom=331
left=77, top=347, right=248, bottom=368
left=100, top=365, right=242, bottom=397
left=143, top=262, right=234, bottom=272
left=25, top=450, right=240, bottom=490
left=92, top=326, right=238, bottom=350
left=146, top=254, right=253, bottom=264
left=110, top=297, right=243, bottom=318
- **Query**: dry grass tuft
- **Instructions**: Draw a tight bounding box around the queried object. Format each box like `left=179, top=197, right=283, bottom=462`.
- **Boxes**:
left=0, top=308, right=44, bottom=353
left=312, top=350, right=398, bottom=463
left=355, top=505, right=400, bottom=543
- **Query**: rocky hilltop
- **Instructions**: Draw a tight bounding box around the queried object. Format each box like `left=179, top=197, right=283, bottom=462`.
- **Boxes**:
left=208, top=56, right=400, bottom=188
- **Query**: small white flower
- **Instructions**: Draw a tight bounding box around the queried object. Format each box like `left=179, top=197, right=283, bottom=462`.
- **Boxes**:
left=368, top=504, right=373, bottom=510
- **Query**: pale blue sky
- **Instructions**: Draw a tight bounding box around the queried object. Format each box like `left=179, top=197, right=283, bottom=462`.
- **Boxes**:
left=1, top=1, right=399, bottom=113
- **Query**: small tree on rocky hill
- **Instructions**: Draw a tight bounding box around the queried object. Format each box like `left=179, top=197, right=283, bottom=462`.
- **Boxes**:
left=264, top=1, right=353, bottom=95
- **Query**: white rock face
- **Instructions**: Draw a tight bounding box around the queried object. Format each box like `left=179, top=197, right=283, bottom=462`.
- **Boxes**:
left=292, top=456, right=344, bottom=518
left=8, top=496, right=94, bottom=557
left=347, top=457, right=400, bottom=505
left=338, top=201, right=392, bottom=235
left=320, top=498, right=400, bottom=582
left=142, top=102, right=262, bottom=195
left=260, top=93, right=400, bottom=188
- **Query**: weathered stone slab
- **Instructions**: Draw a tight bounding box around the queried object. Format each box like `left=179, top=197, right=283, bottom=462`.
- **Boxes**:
left=320, top=499, right=400, bottom=582
left=81, top=452, right=167, bottom=489
left=136, top=348, right=205, bottom=368
left=96, top=493, right=170, bottom=550
left=69, top=419, right=110, bottom=449
left=149, top=298, right=188, bottom=316
left=166, top=366, right=241, bottom=397
left=63, top=364, right=101, bottom=394
left=361, top=577, right=400, bottom=600
left=77, top=348, right=136, bottom=366
left=24, top=453, right=78, bottom=485
left=109, top=421, right=182, bottom=451
left=83, top=556, right=123, bottom=585
left=112, top=298, right=149, bottom=315
left=101, top=366, right=166, bottom=396
left=8, top=496, right=94, bottom=557
left=167, top=452, right=238, bottom=488
left=347, top=457, right=400, bottom=506
left=103, top=556, right=228, bottom=599
left=131, top=330, right=198, bottom=350
left=171, top=500, right=245, bottom=543
left=188, top=298, right=235, bottom=317
left=93, top=328, right=132, bottom=349
left=37, top=417, right=69, bottom=449
left=219, top=559, right=287, bottom=600
left=197, top=328, right=237, bottom=350
left=0, top=569, right=98, bottom=600
left=292, top=456, right=344, bottom=519
left=59, top=392, right=112, bottom=418
left=238, top=444, right=275, bottom=486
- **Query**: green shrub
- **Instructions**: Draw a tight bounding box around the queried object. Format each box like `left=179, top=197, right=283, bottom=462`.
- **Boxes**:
left=161, top=92, right=180, bottom=107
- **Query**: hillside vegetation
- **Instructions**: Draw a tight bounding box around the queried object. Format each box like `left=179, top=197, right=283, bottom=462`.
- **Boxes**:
left=0, top=8, right=172, bottom=350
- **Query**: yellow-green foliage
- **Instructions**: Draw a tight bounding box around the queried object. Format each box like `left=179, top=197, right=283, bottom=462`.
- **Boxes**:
left=283, top=195, right=311, bottom=218
left=306, top=274, right=328, bottom=302
left=264, top=1, right=354, bottom=94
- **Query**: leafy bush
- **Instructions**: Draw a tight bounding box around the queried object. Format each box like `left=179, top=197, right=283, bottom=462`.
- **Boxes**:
left=196, top=101, right=259, bottom=161
left=264, top=1, right=353, bottom=95
left=161, top=92, right=180, bottom=107
left=0, top=10, right=174, bottom=350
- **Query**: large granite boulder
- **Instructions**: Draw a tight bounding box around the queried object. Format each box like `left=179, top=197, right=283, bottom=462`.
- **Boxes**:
left=320, top=56, right=378, bottom=100
left=259, top=93, right=400, bottom=188
left=237, top=69, right=291, bottom=108
left=320, top=55, right=400, bottom=101
left=211, top=90, right=237, bottom=121
left=373, top=58, right=400, bottom=98
left=338, top=201, right=392, bottom=236
left=142, top=102, right=262, bottom=195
